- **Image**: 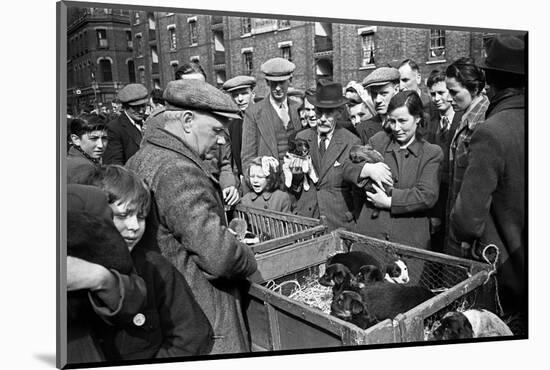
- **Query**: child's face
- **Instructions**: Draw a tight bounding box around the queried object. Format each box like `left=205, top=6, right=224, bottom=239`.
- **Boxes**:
left=109, top=200, right=146, bottom=251
left=249, top=165, right=268, bottom=194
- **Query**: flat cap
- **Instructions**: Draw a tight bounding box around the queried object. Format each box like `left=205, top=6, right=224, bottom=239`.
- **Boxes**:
left=362, top=67, right=400, bottom=88
left=223, top=75, right=257, bottom=92
left=261, top=57, right=295, bottom=81
left=163, top=79, right=240, bottom=119
left=117, top=83, right=149, bottom=106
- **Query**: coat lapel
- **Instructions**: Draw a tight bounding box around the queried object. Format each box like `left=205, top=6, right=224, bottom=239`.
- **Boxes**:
left=256, top=100, right=279, bottom=158
left=319, top=129, right=347, bottom=182
left=120, top=114, right=143, bottom=148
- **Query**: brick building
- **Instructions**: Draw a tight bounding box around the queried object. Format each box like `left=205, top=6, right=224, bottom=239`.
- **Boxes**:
left=66, top=6, right=134, bottom=114
left=67, top=5, right=498, bottom=111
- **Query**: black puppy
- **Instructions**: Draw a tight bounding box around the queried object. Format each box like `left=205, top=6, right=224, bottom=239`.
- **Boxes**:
left=330, top=290, right=378, bottom=329
left=354, top=265, right=385, bottom=288
left=318, top=263, right=355, bottom=296
left=357, top=282, right=435, bottom=322
left=326, top=251, right=382, bottom=275
left=288, top=137, right=311, bottom=157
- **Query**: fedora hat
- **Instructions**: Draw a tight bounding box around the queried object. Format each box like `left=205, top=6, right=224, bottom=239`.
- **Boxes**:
left=307, top=82, right=348, bottom=108
left=480, top=34, right=525, bottom=75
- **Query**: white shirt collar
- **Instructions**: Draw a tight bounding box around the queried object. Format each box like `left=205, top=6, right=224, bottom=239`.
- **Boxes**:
left=400, top=136, right=415, bottom=149
left=269, top=94, right=288, bottom=111
left=124, top=111, right=142, bottom=132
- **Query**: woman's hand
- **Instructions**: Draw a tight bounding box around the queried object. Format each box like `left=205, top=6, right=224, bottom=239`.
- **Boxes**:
left=67, top=256, right=112, bottom=292
left=360, top=162, right=393, bottom=189
left=366, top=183, right=391, bottom=210
left=222, top=186, right=240, bottom=206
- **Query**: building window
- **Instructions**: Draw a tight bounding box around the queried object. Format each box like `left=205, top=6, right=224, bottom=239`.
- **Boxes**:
left=96, top=29, right=108, bottom=49
left=99, top=59, right=112, bottom=82
left=278, top=20, right=291, bottom=29
left=151, top=46, right=159, bottom=64
left=429, top=29, right=446, bottom=59
left=126, top=31, right=133, bottom=50
left=361, top=33, right=375, bottom=66
left=189, top=20, right=198, bottom=45
left=147, top=12, right=156, bottom=30
left=243, top=52, right=253, bottom=75
left=168, top=27, right=177, bottom=50
left=135, top=34, right=142, bottom=56
left=138, top=67, right=146, bottom=84
left=134, top=12, right=140, bottom=24
left=281, top=46, right=292, bottom=61
left=241, top=18, right=252, bottom=35
left=128, top=60, right=136, bottom=83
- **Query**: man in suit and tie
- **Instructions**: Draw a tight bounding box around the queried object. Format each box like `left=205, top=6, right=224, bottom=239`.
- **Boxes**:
left=291, top=82, right=360, bottom=230
left=425, top=69, right=462, bottom=252
left=241, top=57, right=302, bottom=177
left=102, top=83, right=149, bottom=165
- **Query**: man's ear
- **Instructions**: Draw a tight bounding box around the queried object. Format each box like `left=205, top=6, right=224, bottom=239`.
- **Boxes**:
left=415, top=72, right=422, bottom=85
left=181, top=110, right=194, bottom=133
left=70, top=134, right=81, bottom=146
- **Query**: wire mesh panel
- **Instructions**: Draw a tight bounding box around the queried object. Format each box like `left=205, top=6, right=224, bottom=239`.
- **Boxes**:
left=233, top=205, right=327, bottom=254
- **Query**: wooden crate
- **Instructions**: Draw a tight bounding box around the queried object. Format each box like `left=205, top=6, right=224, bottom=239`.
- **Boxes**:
left=233, top=204, right=328, bottom=256
left=244, top=229, right=494, bottom=350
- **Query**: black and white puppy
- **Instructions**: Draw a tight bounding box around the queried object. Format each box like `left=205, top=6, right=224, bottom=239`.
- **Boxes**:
left=385, top=259, right=409, bottom=284
left=430, top=309, right=513, bottom=340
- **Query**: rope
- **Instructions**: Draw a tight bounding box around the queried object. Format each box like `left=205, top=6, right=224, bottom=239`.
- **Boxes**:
left=481, top=243, right=504, bottom=317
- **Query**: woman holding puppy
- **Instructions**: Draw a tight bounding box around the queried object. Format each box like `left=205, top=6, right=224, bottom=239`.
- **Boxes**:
left=344, top=90, right=443, bottom=250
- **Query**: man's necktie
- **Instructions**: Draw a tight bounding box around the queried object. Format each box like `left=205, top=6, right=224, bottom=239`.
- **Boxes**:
left=319, top=135, right=328, bottom=158
left=280, top=104, right=290, bottom=127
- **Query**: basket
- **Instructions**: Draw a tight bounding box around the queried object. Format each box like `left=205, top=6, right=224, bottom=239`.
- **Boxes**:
left=244, top=229, right=495, bottom=350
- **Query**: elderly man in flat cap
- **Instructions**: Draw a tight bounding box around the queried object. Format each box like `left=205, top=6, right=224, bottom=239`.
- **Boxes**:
left=241, top=57, right=302, bottom=180
left=356, top=67, right=401, bottom=145
left=126, top=79, right=257, bottom=354
left=291, top=82, right=361, bottom=230
left=222, top=75, right=256, bottom=179
left=449, top=34, right=527, bottom=334
left=103, top=83, right=149, bottom=165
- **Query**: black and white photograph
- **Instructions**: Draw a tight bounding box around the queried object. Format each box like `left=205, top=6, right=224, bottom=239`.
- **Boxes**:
left=4, top=0, right=542, bottom=369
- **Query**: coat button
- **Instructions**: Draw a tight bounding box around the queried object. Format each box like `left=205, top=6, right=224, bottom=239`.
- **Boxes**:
left=133, top=313, right=146, bottom=327
left=264, top=205, right=268, bottom=209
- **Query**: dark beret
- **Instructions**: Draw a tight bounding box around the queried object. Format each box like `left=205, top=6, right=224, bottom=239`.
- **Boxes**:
left=163, top=79, right=240, bottom=119
left=223, top=75, right=257, bottom=92
left=261, top=57, right=295, bottom=81
left=362, top=67, right=400, bottom=88
left=117, top=83, right=149, bottom=106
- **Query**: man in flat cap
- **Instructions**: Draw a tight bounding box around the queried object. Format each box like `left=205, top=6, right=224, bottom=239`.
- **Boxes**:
left=103, top=83, right=149, bottom=165
left=222, top=75, right=256, bottom=178
left=356, top=67, right=400, bottom=145
left=126, top=79, right=258, bottom=354
left=449, top=33, right=527, bottom=334
left=291, top=82, right=360, bottom=230
left=241, top=57, right=302, bottom=181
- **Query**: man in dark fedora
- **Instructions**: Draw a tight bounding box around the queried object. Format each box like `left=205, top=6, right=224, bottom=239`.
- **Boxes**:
left=103, top=83, right=149, bottom=165
left=449, top=33, right=526, bottom=334
left=290, top=82, right=360, bottom=230
left=241, top=57, right=302, bottom=178
left=126, top=79, right=257, bottom=354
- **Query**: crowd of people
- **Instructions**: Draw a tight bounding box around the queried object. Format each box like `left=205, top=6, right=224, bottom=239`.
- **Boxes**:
left=65, top=33, right=526, bottom=363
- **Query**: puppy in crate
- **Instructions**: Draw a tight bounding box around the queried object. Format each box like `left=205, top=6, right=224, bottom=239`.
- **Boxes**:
left=282, top=137, right=319, bottom=192
left=349, top=144, right=394, bottom=218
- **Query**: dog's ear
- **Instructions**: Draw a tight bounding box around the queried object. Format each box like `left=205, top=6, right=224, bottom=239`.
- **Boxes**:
left=350, top=299, right=365, bottom=315
left=334, top=271, right=345, bottom=285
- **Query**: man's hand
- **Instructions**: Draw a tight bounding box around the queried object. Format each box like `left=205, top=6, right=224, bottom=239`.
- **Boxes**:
left=360, top=162, right=393, bottom=189
left=366, top=183, right=391, bottom=209
left=222, top=186, right=240, bottom=207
